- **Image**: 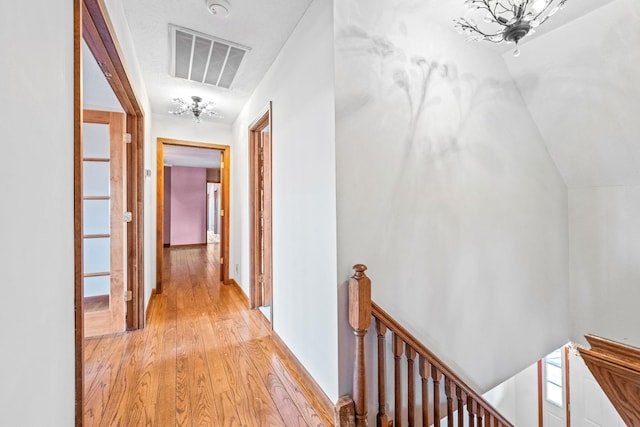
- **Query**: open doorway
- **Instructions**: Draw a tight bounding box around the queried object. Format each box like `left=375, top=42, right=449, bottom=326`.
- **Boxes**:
left=156, top=138, right=230, bottom=293
left=75, top=0, right=145, bottom=422
left=207, top=182, right=221, bottom=244
left=249, top=102, right=273, bottom=324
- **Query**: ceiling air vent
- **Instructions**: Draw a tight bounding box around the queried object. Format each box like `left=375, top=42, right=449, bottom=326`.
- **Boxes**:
left=169, top=24, right=250, bottom=89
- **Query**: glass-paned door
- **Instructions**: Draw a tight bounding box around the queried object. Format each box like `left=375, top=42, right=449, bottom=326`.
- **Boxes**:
left=83, top=109, right=126, bottom=337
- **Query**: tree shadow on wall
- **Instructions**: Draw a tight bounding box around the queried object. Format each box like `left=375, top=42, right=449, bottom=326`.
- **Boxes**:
left=336, top=24, right=517, bottom=164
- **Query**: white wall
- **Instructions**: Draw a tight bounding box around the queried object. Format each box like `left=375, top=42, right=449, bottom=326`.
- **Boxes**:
left=0, top=1, right=75, bottom=424
left=230, top=0, right=339, bottom=402
left=569, top=186, right=640, bottom=346
left=83, top=41, right=124, bottom=113
left=504, top=0, right=640, bottom=348
left=334, top=0, right=569, bottom=394
left=484, top=362, right=539, bottom=427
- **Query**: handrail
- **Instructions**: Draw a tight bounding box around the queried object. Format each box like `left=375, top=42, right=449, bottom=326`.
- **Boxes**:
left=372, top=301, right=513, bottom=426
left=337, top=264, right=514, bottom=427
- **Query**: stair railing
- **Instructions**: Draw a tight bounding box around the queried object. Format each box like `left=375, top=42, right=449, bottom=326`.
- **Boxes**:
left=337, top=264, right=514, bottom=427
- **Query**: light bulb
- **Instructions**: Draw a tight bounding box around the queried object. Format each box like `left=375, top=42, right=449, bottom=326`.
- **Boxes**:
left=531, top=0, right=547, bottom=14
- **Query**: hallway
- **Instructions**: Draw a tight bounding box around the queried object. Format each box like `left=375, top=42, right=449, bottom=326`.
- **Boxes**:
left=83, top=245, right=334, bottom=426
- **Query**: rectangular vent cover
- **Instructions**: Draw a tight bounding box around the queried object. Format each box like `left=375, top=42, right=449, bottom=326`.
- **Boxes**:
left=170, top=24, right=250, bottom=89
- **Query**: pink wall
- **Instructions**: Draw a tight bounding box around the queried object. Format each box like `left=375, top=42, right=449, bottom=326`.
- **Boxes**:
left=164, top=166, right=171, bottom=245
left=169, top=166, right=207, bottom=245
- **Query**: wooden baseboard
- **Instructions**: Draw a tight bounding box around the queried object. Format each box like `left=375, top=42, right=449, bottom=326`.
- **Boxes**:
left=163, top=243, right=170, bottom=248
left=228, top=278, right=250, bottom=306
left=270, top=329, right=336, bottom=420
left=145, top=288, right=157, bottom=323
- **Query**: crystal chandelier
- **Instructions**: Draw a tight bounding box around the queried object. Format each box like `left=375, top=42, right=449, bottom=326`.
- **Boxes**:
left=169, top=96, right=222, bottom=123
left=454, top=0, right=568, bottom=56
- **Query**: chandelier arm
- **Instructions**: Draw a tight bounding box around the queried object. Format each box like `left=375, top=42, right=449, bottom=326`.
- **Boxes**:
left=493, top=1, right=513, bottom=17
left=531, top=0, right=565, bottom=22
left=468, top=0, right=506, bottom=24
left=457, top=18, right=504, bottom=38
left=485, top=0, right=506, bottom=23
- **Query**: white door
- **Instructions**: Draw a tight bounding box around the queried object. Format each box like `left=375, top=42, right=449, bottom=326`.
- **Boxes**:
left=568, top=348, right=625, bottom=426
left=542, top=347, right=567, bottom=427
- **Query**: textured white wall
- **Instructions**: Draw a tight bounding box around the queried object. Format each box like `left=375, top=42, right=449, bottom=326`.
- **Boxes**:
left=569, top=187, right=640, bottom=346
left=504, top=0, right=640, bottom=348
left=0, top=1, right=75, bottom=424
left=484, top=362, right=538, bottom=426
left=231, top=0, right=339, bottom=401
left=334, top=0, right=569, bottom=393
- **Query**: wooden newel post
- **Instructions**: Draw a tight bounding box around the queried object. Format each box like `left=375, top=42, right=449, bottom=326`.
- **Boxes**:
left=350, top=264, right=372, bottom=427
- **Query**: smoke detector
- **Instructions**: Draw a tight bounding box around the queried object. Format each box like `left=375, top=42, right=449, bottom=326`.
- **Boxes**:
left=206, top=0, right=230, bottom=17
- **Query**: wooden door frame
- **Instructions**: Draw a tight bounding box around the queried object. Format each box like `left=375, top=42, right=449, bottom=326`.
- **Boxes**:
left=248, top=102, right=273, bottom=312
left=156, top=138, right=231, bottom=293
left=75, top=0, right=145, bottom=423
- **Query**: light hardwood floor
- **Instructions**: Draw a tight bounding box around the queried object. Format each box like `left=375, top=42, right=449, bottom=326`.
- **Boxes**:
left=84, top=245, right=334, bottom=426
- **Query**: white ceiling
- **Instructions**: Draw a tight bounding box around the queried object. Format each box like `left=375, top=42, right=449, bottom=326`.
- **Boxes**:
left=118, top=0, right=616, bottom=128
left=163, top=145, right=221, bottom=168
left=121, top=0, right=313, bottom=126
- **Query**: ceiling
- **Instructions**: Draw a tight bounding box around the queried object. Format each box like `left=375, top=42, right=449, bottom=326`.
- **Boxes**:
left=118, top=0, right=618, bottom=128
left=164, top=145, right=221, bottom=168
left=121, top=0, right=313, bottom=126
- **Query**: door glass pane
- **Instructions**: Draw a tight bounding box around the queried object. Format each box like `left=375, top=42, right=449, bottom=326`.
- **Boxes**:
left=83, top=161, right=110, bottom=197
left=84, top=199, right=110, bottom=235
left=83, top=122, right=110, bottom=158
left=84, top=275, right=110, bottom=297
left=84, top=275, right=110, bottom=313
left=84, top=237, right=110, bottom=273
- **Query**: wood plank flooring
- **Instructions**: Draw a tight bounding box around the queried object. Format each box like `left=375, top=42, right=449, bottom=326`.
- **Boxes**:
left=84, top=245, right=334, bottom=426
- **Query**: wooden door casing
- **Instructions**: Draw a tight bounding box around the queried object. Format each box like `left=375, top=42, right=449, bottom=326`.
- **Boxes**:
left=249, top=102, right=273, bottom=312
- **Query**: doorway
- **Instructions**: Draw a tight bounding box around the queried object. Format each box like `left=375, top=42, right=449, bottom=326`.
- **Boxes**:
left=249, top=102, right=273, bottom=322
left=207, top=182, right=221, bottom=244
left=156, top=138, right=231, bottom=292
left=75, top=0, right=146, bottom=422
left=538, top=346, right=571, bottom=427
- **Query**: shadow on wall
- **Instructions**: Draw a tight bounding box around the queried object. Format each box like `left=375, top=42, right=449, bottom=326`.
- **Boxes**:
left=336, top=24, right=518, bottom=161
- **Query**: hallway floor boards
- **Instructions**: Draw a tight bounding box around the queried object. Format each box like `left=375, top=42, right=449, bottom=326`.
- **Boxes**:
left=83, top=245, right=334, bottom=426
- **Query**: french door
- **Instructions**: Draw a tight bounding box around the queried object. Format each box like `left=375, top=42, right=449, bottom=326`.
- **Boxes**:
left=82, top=109, right=126, bottom=337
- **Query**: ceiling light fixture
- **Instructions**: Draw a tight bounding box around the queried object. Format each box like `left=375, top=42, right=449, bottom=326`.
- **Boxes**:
left=454, top=0, right=568, bottom=56
left=205, top=0, right=231, bottom=18
left=169, top=96, right=222, bottom=123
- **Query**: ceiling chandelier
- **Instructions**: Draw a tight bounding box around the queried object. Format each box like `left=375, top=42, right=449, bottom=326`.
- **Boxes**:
left=169, top=96, right=222, bottom=123
left=454, top=0, right=568, bottom=56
